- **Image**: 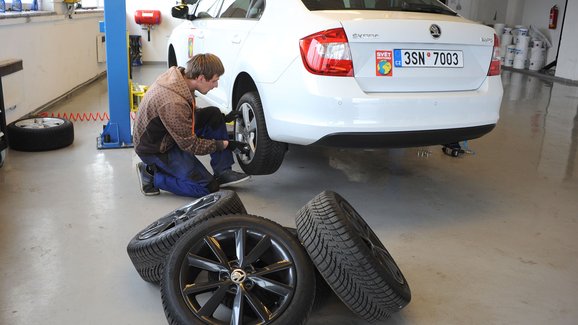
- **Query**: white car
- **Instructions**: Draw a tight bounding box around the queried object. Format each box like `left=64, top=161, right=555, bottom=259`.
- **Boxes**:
left=168, top=0, right=503, bottom=175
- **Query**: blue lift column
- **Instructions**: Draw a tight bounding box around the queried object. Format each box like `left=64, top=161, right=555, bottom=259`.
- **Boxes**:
left=97, top=0, right=133, bottom=149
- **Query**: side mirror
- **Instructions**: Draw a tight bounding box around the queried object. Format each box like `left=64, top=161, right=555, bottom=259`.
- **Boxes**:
left=171, top=5, right=195, bottom=20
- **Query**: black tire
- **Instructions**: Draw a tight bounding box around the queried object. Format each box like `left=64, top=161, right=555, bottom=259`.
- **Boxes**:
left=7, top=117, right=74, bottom=152
left=127, top=190, right=247, bottom=283
left=296, top=190, right=411, bottom=322
left=233, top=91, right=287, bottom=175
left=161, top=214, right=316, bottom=325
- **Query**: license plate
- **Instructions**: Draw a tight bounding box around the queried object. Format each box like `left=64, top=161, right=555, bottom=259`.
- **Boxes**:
left=394, top=49, right=463, bottom=68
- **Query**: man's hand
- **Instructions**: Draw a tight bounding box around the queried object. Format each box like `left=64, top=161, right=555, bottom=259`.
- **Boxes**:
left=228, top=140, right=250, bottom=155
left=223, top=110, right=242, bottom=123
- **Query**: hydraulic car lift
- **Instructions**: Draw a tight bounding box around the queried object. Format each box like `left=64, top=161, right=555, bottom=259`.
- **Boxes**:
left=97, top=0, right=133, bottom=149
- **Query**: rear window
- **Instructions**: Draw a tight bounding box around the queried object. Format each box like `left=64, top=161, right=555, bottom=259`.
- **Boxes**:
left=302, top=0, right=457, bottom=16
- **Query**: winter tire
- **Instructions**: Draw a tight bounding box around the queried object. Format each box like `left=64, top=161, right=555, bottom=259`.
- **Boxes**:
left=127, top=190, right=246, bottom=283
left=161, top=214, right=316, bottom=325
left=233, top=91, right=287, bottom=175
left=296, top=190, right=411, bottom=322
left=7, top=117, right=74, bottom=151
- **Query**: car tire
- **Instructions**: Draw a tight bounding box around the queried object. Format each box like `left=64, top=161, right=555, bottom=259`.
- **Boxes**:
left=161, top=214, right=316, bottom=325
left=233, top=91, right=287, bottom=175
left=7, top=117, right=74, bottom=152
left=127, top=190, right=246, bottom=284
left=296, top=190, right=411, bottom=322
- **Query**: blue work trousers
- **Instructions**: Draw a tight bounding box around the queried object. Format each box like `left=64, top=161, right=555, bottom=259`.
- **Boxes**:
left=139, top=107, right=233, bottom=197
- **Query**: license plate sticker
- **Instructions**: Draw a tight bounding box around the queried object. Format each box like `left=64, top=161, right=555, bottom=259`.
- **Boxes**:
left=394, top=49, right=463, bottom=68
left=375, top=50, right=393, bottom=77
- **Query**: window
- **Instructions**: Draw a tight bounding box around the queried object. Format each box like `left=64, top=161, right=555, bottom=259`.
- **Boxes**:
left=247, top=0, right=264, bottom=19
left=80, top=0, right=103, bottom=9
left=2, top=1, right=34, bottom=6
left=196, top=0, right=224, bottom=18
left=302, top=0, right=456, bottom=16
left=220, top=0, right=250, bottom=18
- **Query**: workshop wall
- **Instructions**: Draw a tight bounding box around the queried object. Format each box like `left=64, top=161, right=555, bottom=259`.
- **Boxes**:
left=556, top=0, right=578, bottom=81
left=521, top=0, right=566, bottom=66
left=0, top=11, right=106, bottom=124
left=447, top=0, right=566, bottom=65
left=125, top=0, right=183, bottom=63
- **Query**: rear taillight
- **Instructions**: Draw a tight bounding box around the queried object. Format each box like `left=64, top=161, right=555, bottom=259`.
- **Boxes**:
left=299, top=28, right=353, bottom=77
left=488, top=33, right=501, bottom=76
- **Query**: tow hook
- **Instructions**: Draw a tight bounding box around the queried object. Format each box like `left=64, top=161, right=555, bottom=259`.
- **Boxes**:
left=442, top=141, right=475, bottom=157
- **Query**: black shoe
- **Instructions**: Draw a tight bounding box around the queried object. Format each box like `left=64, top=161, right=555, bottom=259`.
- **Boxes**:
left=136, top=162, right=160, bottom=196
left=207, top=178, right=220, bottom=193
left=216, top=170, right=250, bottom=187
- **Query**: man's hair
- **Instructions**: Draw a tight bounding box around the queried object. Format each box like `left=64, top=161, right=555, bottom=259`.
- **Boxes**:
left=184, top=53, right=225, bottom=80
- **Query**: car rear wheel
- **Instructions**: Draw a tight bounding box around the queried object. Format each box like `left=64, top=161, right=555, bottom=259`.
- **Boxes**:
left=233, top=91, right=287, bottom=175
left=161, top=214, right=316, bottom=325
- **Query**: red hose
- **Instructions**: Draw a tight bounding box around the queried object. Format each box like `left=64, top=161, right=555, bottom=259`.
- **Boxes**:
left=38, top=112, right=137, bottom=122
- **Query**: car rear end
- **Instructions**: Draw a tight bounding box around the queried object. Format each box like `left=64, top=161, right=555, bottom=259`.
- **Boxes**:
left=258, top=0, right=503, bottom=147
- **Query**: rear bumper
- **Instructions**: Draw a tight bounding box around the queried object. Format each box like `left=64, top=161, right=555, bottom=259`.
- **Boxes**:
left=258, top=59, right=503, bottom=146
left=313, top=124, right=495, bottom=148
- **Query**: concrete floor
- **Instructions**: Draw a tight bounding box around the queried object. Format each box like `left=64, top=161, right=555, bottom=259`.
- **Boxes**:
left=1, top=65, right=577, bottom=325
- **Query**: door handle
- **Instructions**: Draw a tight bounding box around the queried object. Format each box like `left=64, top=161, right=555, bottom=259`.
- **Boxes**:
left=231, top=35, right=241, bottom=44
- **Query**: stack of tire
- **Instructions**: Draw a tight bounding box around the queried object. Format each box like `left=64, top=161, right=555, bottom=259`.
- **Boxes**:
left=127, top=190, right=411, bottom=324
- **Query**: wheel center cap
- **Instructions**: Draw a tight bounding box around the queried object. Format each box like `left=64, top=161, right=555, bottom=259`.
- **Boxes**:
left=230, top=269, right=247, bottom=284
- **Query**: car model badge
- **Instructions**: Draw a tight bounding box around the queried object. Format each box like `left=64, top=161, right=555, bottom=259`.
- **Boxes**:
left=430, top=24, right=441, bottom=39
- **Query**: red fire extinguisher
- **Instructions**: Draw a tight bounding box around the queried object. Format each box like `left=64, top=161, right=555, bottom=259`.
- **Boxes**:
left=549, top=5, right=559, bottom=29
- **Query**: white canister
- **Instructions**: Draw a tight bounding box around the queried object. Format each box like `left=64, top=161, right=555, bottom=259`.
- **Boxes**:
left=513, top=48, right=527, bottom=69
left=529, top=57, right=545, bottom=71
left=503, top=27, right=513, bottom=35
left=494, top=23, right=506, bottom=36
left=530, top=47, right=546, bottom=60
left=515, top=27, right=529, bottom=36
left=528, top=47, right=546, bottom=71
left=515, top=35, right=530, bottom=50
left=513, top=58, right=526, bottom=69
left=503, top=45, right=516, bottom=67
left=501, top=34, right=513, bottom=46
left=531, top=40, right=543, bottom=49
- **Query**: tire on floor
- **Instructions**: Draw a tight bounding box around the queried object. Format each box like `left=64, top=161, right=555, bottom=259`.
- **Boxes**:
left=7, top=117, right=74, bottom=151
left=127, top=190, right=246, bottom=283
left=296, top=190, right=411, bottom=322
left=161, top=214, right=316, bottom=325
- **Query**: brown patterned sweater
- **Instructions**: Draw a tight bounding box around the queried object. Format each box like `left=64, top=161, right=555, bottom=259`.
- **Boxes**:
left=133, top=67, right=224, bottom=156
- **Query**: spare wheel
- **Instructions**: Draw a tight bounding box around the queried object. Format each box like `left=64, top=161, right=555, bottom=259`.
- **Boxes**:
left=127, top=190, right=246, bottom=283
left=7, top=117, right=74, bottom=151
left=296, top=190, right=411, bottom=322
left=161, top=214, right=316, bottom=325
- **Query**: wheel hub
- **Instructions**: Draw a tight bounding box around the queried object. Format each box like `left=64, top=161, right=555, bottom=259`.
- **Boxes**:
left=230, top=269, right=247, bottom=284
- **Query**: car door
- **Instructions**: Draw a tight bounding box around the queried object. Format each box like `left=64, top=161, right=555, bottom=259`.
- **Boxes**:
left=193, top=0, right=262, bottom=111
left=171, top=0, right=224, bottom=68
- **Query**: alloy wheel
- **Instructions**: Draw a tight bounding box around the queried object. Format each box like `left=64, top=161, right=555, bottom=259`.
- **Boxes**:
left=234, top=103, right=257, bottom=164
left=175, top=226, right=298, bottom=324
